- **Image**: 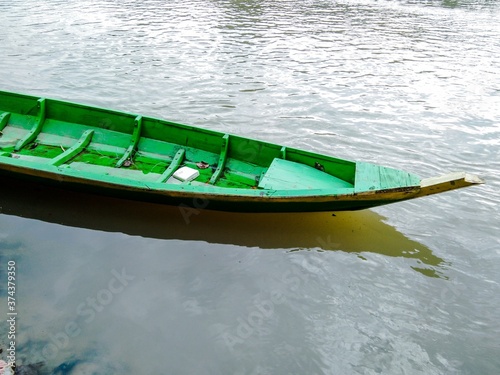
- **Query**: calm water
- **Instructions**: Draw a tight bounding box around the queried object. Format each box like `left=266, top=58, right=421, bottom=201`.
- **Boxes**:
left=1, top=0, right=499, bottom=374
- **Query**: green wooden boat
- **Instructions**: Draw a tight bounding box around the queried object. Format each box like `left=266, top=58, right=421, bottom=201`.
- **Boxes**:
left=0, top=91, right=483, bottom=212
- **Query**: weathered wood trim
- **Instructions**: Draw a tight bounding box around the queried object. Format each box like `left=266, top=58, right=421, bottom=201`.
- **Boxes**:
left=417, top=172, right=484, bottom=197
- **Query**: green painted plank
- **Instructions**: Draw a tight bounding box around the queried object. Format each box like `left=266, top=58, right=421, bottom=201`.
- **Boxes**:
left=156, top=149, right=186, bottom=183
left=0, top=112, right=11, bottom=132
left=69, top=161, right=162, bottom=183
left=50, top=130, right=94, bottom=166
left=14, top=98, right=46, bottom=151
left=116, top=115, right=143, bottom=167
left=354, top=162, right=420, bottom=193
left=209, top=134, right=230, bottom=185
left=258, top=158, right=353, bottom=191
left=285, top=148, right=356, bottom=185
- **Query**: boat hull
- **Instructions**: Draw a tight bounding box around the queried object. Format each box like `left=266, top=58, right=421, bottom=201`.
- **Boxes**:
left=0, top=161, right=420, bottom=213
left=0, top=91, right=482, bottom=213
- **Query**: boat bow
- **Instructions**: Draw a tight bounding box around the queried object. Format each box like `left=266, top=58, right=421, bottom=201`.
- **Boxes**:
left=416, top=172, right=484, bottom=198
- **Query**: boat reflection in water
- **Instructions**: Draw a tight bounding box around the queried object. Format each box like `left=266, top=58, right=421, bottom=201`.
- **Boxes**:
left=0, top=177, right=446, bottom=278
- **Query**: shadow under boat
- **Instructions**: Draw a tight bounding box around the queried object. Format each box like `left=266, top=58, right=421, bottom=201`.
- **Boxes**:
left=0, top=176, right=446, bottom=278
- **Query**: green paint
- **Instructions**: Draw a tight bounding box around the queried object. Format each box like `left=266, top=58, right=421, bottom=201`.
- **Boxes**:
left=209, top=134, right=229, bottom=185
left=258, top=158, right=353, bottom=191
left=116, top=115, right=143, bottom=168
left=355, top=162, right=420, bottom=193
left=0, top=90, right=461, bottom=213
left=156, top=149, right=185, bottom=183
left=0, top=112, right=11, bottom=132
left=14, top=98, right=46, bottom=151
left=50, top=130, right=94, bottom=166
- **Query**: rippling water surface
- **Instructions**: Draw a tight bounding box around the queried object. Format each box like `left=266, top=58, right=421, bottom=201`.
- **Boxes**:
left=0, top=0, right=499, bottom=374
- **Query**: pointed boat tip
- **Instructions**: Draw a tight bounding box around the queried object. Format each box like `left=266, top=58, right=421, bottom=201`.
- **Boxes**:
left=417, top=171, right=484, bottom=198
left=463, top=172, right=485, bottom=185
left=421, top=171, right=484, bottom=188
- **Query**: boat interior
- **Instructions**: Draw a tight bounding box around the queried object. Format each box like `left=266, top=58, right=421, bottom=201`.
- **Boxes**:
left=0, top=93, right=356, bottom=192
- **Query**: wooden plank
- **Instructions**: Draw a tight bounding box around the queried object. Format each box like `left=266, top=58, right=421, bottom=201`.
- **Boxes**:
left=0, top=112, right=11, bottom=132
left=354, top=162, right=420, bottom=193
left=14, top=98, right=46, bottom=151
left=258, top=158, right=353, bottom=190
left=156, top=148, right=185, bottom=183
left=416, top=172, right=484, bottom=197
left=50, top=130, right=94, bottom=166
left=116, top=115, right=143, bottom=167
left=209, top=134, right=229, bottom=185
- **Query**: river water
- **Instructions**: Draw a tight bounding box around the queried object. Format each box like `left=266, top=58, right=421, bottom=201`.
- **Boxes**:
left=0, top=0, right=499, bottom=374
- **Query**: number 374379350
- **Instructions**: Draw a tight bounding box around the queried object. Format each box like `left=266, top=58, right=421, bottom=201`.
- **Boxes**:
left=7, top=260, right=16, bottom=310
